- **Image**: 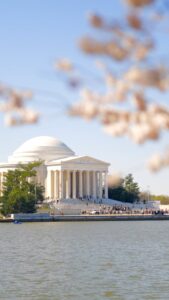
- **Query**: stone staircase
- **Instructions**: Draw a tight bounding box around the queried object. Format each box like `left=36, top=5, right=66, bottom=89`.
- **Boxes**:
left=48, top=197, right=160, bottom=215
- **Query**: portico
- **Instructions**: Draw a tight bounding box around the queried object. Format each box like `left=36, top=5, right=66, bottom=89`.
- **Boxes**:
left=46, top=169, right=108, bottom=200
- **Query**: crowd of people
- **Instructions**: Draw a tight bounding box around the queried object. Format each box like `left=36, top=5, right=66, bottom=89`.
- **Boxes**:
left=82, top=204, right=169, bottom=216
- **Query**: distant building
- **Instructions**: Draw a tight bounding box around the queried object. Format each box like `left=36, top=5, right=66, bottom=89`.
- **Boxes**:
left=0, top=136, right=109, bottom=200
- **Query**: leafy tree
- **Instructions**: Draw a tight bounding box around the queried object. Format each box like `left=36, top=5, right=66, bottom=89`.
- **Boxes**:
left=124, top=174, right=140, bottom=197
left=108, top=173, right=140, bottom=203
left=0, top=161, right=44, bottom=216
left=108, top=186, right=125, bottom=202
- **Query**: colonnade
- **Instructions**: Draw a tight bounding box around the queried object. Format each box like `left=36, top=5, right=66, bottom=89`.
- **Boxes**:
left=47, top=170, right=108, bottom=200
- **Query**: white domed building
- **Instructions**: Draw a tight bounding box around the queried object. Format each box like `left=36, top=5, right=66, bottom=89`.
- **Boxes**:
left=0, top=136, right=109, bottom=200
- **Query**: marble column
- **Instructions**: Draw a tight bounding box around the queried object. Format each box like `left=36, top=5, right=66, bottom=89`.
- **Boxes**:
left=86, top=171, right=90, bottom=196
left=92, top=171, right=96, bottom=198
left=73, top=170, right=76, bottom=199
left=53, top=171, right=56, bottom=199
left=59, top=170, right=64, bottom=199
left=51, top=171, right=54, bottom=199
left=82, top=171, right=86, bottom=196
left=47, top=170, right=52, bottom=198
left=105, top=171, right=108, bottom=199
left=54, top=171, right=59, bottom=199
left=96, top=172, right=99, bottom=198
left=66, top=170, right=70, bottom=199
left=79, top=171, right=83, bottom=198
left=99, top=171, right=103, bottom=198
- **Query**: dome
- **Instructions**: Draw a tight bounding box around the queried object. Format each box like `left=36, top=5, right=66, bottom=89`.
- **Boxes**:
left=8, top=136, right=75, bottom=163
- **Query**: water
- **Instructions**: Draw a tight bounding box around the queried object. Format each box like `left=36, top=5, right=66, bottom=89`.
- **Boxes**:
left=0, top=221, right=169, bottom=300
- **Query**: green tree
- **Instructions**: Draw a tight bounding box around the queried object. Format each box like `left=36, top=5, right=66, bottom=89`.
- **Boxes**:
left=0, top=161, right=44, bottom=216
left=108, top=173, right=140, bottom=203
left=123, top=174, right=140, bottom=201
left=124, top=174, right=139, bottom=194
left=108, top=186, right=125, bottom=202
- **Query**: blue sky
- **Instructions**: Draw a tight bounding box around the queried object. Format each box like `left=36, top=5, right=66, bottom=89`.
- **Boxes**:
left=0, top=0, right=168, bottom=195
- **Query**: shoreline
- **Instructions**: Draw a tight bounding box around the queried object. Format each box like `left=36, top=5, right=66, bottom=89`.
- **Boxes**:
left=1, top=214, right=169, bottom=222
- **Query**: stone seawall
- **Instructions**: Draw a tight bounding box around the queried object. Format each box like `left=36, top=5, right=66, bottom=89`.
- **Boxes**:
left=1, top=214, right=169, bottom=222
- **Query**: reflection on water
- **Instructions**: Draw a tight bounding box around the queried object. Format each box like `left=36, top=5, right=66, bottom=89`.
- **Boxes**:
left=0, top=221, right=169, bottom=300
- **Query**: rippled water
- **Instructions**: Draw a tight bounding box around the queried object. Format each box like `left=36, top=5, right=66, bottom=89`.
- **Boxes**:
left=0, top=221, right=169, bottom=299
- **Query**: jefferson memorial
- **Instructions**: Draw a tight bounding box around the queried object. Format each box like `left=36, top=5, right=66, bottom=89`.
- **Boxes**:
left=0, top=136, right=109, bottom=200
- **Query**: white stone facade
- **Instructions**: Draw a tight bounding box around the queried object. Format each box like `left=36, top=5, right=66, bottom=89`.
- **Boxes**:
left=0, top=136, right=109, bottom=200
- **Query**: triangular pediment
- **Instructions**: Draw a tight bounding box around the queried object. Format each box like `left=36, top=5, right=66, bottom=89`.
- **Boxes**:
left=60, top=156, right=109, bottom=166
